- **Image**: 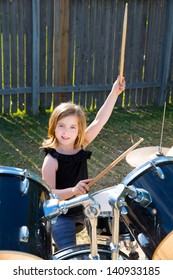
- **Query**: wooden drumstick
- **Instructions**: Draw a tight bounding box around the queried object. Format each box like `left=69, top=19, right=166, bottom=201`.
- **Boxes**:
left=88, top=137, right=144, bottom=188
left=119, top=3, right=128, bottom=83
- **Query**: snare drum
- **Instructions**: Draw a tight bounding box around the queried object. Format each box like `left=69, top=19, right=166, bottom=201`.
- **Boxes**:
left=121, top=156, right=173, bottom=259
left=91, top=186, right=129, bottom=237
left=0, top=166, right=52, bottom=259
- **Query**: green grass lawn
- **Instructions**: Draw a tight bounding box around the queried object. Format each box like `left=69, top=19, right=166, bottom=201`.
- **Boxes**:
left=0, top=105, right=173, bottom=193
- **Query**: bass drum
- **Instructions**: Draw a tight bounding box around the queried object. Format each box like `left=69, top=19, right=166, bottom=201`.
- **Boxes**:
left=91, top=186, right=130, bottom=238
left=0, top=166, right=52, bottom=260
left=53, top=244, right=129, bottom=260
left=121, top=156, right=173, bottom=260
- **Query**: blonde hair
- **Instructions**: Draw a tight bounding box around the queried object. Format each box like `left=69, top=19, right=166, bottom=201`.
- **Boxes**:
left=42, top=102, right=87, bottom=149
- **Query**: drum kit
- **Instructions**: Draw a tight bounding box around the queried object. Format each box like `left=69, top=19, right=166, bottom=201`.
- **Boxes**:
left=0, top=144, right=173, bottom=260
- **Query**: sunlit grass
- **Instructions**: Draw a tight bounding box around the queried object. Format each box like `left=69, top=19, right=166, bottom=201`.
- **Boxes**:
left=1, top=106, right=173, bottom=192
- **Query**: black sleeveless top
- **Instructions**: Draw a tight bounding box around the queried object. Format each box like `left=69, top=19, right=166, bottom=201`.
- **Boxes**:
left=44, top=148, right=92, bottom=215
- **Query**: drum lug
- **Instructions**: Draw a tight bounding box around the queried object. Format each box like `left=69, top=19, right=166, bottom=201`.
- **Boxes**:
left=150, top=161, right=165, bottom=180
left=137, top=233, right=150, bottom=247
left=19, top=226, right=29, bottom=243
left=110, top=242, right=120, bottom=253
left=20, top=170, right=29, bottom=195
left=127, top=185, right=152, bottom=208
left=120, top=205, right=128, bottom=215
left=84, top=203, right=100, bottom=219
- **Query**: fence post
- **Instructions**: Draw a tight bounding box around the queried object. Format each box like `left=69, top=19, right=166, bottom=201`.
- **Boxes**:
left=32, top=0, right=40, bottom=114
left=159, top=0, right=173, bottom=106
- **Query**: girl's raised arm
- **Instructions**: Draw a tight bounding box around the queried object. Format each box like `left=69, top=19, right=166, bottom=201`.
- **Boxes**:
left=85, top=76, right=125, bottom=146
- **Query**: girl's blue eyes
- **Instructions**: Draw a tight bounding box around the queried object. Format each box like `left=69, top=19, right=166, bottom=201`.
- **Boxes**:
left=57, top=124, right=76, bottom=129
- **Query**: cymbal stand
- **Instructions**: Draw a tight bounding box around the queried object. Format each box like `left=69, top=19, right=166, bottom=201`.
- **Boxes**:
left=157, top=102, right=167, bottom=156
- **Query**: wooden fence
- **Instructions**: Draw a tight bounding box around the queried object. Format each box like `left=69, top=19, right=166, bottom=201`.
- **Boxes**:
left=0, top=0, right=173, bottom=115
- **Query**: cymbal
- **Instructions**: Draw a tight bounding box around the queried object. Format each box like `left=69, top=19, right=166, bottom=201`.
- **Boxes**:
left=126, top=146, right=170, bottom=167
left=166, top=146, right=173, bottom=156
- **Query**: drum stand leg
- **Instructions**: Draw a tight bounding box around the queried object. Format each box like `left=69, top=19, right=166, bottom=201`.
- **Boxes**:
left=84, top=204, right=100, bottom=260
left=108, top=185, right=126, bottom=260
left=110, top=207, right=120, bottom=260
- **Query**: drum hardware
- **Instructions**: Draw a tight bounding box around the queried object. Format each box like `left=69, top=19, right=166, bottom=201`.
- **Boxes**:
left=156, top=146, right=164, bottom=156
left=150, top=161, right=165, bottom=179
left=43, top=198, right=67, bottom=224
left=19, top=226, right=29, bottom=243
left=84, top=202, right=101, bottom=260
left=43, top=193, right=95, bottom=222
left=108, top=184, right=126, bottom=260
left=108, top=183, right=152, bottom=260
left=122, top=239, right=140, bottom=260
left=128, top=187, right=152, bottom=208
left=122, top=239, right=138, bottom=252
left=120, top=205, right=128, bottom=215
left=110, top=206, right=121, bottom=260
left=137, top=233, right=150, bottom=247
left=43, top=193, right=102, bottom=260
left=156, top=102, right=167, bottom=156
left=151, top=208, right=157, bottom=215
left=91, top=184, right=144, bottom=259
left=20, top=169, right=29, bottom=195
left=110, top=184, right=152, bottom=209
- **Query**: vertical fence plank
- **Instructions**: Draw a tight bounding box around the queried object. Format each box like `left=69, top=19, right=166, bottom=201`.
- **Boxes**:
left=147, top=0, right=166, bottom=105
left=67, top=0, right=76, bottom=87
left=129, top=0, right=147, bottom=108
left=54, top=0, right=70, bottom=106
left=142, top=0, right=166, bottom=106
left=10, top=0, right=17, bottom=113
left=76, top=0, right=89, bottom=107
left=25, top=0, right=32, bottom=113
left=93, top=0, right=105, bottom=109
left=86, top=0, right=96, bottom=109
left=168, top=41, right=173, bottom=104
left=32, top=0, right=40, bottom=114
left=74, top=0, right=83, bottom=105
left=53, top=0, right=61, bottom=105
left=106, top=0, right=118, bottom=83
left=0, top=0, right=2, bottom=114
left=46, top=0, right=54, bottom=109
left=2, top=1, right=10, bottom=114
left=18, top=0, right=25, bottom=112
left=159, top=0, right=173, bottom=105
left=135, top=0, right=148, bottom=106
left=129, top=0, right=139, bottom=107
left=40, top=0, right=47, bottom=111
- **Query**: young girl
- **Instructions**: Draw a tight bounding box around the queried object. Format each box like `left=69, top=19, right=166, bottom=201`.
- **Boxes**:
left=41, top=76, right=125, bottom=250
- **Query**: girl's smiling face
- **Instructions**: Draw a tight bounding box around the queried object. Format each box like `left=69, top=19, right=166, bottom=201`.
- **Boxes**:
left=55, top=115, right=79, bottom=147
